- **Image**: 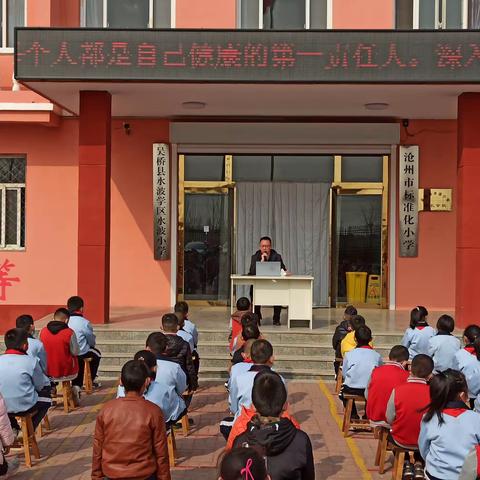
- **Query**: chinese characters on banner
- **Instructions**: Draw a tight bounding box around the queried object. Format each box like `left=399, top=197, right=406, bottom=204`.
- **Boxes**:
left=399, top=146, right=419, bottom=257
left=153, top=144, right=170, bottom=260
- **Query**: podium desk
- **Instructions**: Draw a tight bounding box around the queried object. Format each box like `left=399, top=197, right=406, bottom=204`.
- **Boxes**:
left=230, top=275, right=314, bottom=329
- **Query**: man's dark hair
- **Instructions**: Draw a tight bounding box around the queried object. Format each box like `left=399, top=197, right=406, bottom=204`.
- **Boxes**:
left=15, top=314, right=34, bottom=331
left=354, top=325, right=372, bottom=346
left=389, top=345, right=409, bottom=362
left=259, top=236, right=271, bottom=244
left=5, top=328, right=28, bottom=350
left=121, top=360, right=149, bottom=393
left=411, top=354, right=434, bottom=379
left=252, top=371, right=286, bottom=417
left=174, top=301, right=189, bottom=314
left=241, top=324, right=260, bottom=341
left=146, top=332, right=168, bottom=356
left=54, top=308, right=70, bottom=322
left=436, top=315, right=455, bottom=334
left=67, top=296, right=84, bottom=313
left=250, top=339, right=273, bottom=364
left=236, top=297, right=251, bottom=312
left=162, top=313, right=178, bottom=332
left=240, top=312, right=259, bottom=328
left=344, top=305, right=357, bottom=316
left=350, top=315, right=366, bottom=331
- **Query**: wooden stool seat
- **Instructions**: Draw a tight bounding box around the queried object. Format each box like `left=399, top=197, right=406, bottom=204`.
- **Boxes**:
left=14, top=412, right=40, bottom=467
left=341, top=394, right=371, bottom=437
left=167, top=426, right=176, bottom=467
left=374, top=425, right=392, bottom=474
left=391, top=445, right=419, bottom=480
left=52, top=378, right=76, bottom=413
left=83, top=357, right=93, bottom=394
left=335, top=359, right=343, bottom=394
left=181, top=413, right=190, bottom=436
left=36, top=414, right=51, bottom=438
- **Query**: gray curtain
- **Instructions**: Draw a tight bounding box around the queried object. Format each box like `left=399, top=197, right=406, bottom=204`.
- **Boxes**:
left=236, top=182, right=330, bottom=306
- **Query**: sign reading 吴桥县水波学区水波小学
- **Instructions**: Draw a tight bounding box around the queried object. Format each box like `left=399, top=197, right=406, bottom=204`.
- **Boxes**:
left=153, top=143, right=170, bottom=261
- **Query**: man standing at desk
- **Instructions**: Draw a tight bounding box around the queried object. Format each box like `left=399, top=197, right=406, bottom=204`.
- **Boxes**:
left=248, top=236, right=286, bottom=326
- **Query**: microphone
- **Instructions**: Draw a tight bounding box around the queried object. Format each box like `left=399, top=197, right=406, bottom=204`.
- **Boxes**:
left=261, top=252, right=268, bottom=262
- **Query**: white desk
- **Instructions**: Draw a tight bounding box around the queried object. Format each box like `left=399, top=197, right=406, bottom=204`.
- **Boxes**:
left=230, top=275, right=314, bottom=329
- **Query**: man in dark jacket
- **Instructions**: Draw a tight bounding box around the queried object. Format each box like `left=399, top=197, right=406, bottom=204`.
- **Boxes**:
left=233, top=370, right=314, bottom=480
left=331, top=305, right=357, bottom=376
left=248, top=236, right=287, bottom=326
left=161, top=313, right=198, bottom=392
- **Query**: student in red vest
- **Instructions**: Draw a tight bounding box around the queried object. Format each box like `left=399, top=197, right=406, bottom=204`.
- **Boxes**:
left=386, top=354, right=433, bottom=479
left=40, top=308, right=80, bottom=402
left=365, top=345, right=409, bottom=424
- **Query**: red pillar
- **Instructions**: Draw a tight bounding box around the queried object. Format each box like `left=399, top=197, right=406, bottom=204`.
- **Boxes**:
left=456, top=93, right=480, bottom=327
left=78, top=91, right=111, bottom=324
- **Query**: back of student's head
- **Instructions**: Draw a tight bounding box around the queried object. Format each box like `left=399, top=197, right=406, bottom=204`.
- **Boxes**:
left=242, top=323, right=260, bottom=342
left=67, top=296, right=84, bottom=313
left=236, top=297, right=251, bottom=312
left=240, top=312, right=259, bottom=329
left=121, top=360, right=149, bottom=393
left=4, top=328, right=28, bottom=351
left=354, top=325, right=372, bottom=346
left=410, top=305, right=429, bottom=329
left=252, top=370, right=286, bottom=417
left=219, top=448, right=268, bottom=480
left=250, top=339, right=273, bottom=365
left=54, top=308, right=70, bottom=322
left=389, top=345, right=409, bottom=363
left=463, top=324, right=480, bottom=361
left=344, top=305, right=357, bottom=317
left=423, top=369, right=468, bottom=424
left=436, top=314, right=455, bottom=334
left=15, top=314, right=33, bottom=331
left=349, top=315, right=366, bottom=331
left=162, top=313, right=178, bottom=332
left=146, top=331, right=168, bottom=356
left=134, top=350, right=157, bottom=379
left=411, top=354, right=434, bottom=378
left=174, top=301, right=189, bottom=314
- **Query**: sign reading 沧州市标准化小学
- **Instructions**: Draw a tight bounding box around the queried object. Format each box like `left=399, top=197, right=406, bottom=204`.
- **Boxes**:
left=14, top=29, right=480, bottom=83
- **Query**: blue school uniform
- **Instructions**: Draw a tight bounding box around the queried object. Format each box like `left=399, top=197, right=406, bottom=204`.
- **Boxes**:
left=0, top=351, right=50, bottom=413
left=401, top=325, right=436, bottom=359
left=117, top=381, right=186, bottom=424
left=428, top=333, right=461, bottom=373
left=156, top=357, right=187, bottom=397
left=68, top=313, right=96, bottom=356
left=177, top=328, right=195, bottom=354
left=419, top=401, right=480, bottom=480
left=183, top=319, right=198, bottom=349
left=27, top=336, right=48, bottom=373
left=227, top=361, right=253, bottom=391
left=342, top=346, right=382, bottom=389
left=453, top=347, right=480, bottom=398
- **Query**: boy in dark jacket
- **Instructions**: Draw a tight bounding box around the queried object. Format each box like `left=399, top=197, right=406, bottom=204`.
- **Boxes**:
left=233, top=370, right=314, bottom=480
left=332, top=305, right=357, bottom=376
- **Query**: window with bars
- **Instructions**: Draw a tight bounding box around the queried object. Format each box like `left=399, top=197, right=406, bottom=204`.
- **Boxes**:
left=0, top=0, right=26, bottom=48
left=0, top=157, right=25, bottom=250
left=81, top=0, right=172, bottom=28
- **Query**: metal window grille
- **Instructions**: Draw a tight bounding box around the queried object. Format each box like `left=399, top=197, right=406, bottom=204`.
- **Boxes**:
left=0, top=157, right=25, bottom=250
left=1, top=0, right=27, bottom=49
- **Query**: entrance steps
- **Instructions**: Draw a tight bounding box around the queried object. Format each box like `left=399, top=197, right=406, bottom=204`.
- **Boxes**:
left=94, top=327, right=404, bottom=382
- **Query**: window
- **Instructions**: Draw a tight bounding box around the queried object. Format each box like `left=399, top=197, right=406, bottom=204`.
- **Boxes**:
left=0, top=157, right=25, bottom=250
left=1, top=0, right=26, bottom=49
left=238, top=0, right=329, bottom=29
left=396, top=0, right=469, bottom=29
left=81, top=0, right=172, bottom=28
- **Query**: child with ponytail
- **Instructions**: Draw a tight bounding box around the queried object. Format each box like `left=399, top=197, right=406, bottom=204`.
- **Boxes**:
left=419, top=370, right=480, bottom=480
left=453, top=325, right=480, bottom=404
left=218, top=448, right=270, bottom=480
left=401, top=306, right=435, bottom=359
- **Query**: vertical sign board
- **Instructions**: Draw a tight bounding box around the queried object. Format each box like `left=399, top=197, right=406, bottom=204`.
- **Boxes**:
left=399, top=146, right=419, bottom=257
left=153, top=143, right=170, bottom=260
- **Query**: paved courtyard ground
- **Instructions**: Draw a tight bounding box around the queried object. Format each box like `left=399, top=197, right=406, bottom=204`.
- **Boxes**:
left=7, top=379, right=395, bottom=480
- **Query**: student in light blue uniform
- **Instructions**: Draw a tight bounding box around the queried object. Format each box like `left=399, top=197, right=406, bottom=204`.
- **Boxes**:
left=67, top=296, right=102, bottom=390
left=339, top=324, right=382, bottom=419
left=227, top=339, right=256, bottom=392
left=0, top=328, right=51, bottom=431
left=174, top=301, right=200, bottom=375
left=16, top=314, right=48, bottom=374
left=117, top=350, right=186, bottom=425
left=401, top=306, right=435, bottom=359
left=453, top=325, right=480, bottom=404
left=428, top=314, right=461, bottom=373
left=419, top=369, right=480, bottom=480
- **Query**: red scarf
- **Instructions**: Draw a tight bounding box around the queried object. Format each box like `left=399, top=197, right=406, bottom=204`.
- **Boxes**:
left=5, top=348, right=26, bottom=355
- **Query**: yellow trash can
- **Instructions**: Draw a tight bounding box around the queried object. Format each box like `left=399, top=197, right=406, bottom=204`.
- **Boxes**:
left=366, top=274, right=381, bottom=305
left=346, top=272, right=368, bottom=304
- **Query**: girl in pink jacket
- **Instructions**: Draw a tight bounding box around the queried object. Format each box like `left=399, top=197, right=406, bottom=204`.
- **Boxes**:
left=0, top=392, right=18, bottom=477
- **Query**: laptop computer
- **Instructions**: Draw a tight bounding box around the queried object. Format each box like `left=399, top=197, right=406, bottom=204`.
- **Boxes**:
left=256, top=261, right=281, bottom=277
